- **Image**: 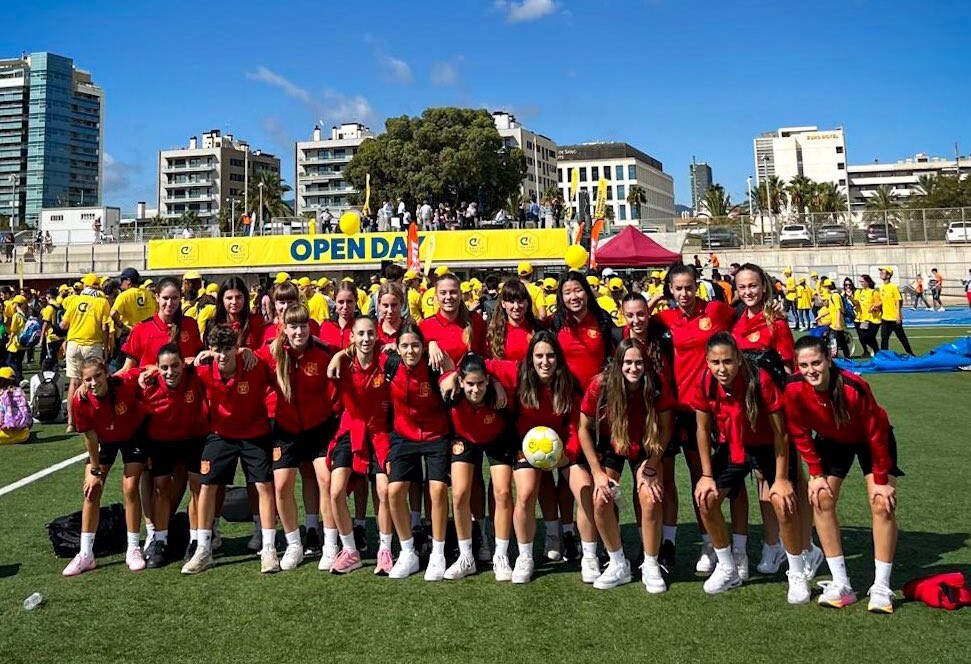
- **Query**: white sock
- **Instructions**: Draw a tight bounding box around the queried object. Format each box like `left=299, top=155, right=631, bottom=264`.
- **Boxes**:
left=305, top=514, right=320, bottom=532
left=459, top=538, right=473, bottom=557
left=126, top=531, right=140, bottom=552
left=379, top=532, right=393, bottom=552
left=787, top=552, right=805, bottom=575
left=544, top=520, right=560, bottom=538
left=261, top=528, right=276, bottom=550
left=324, top=528, right=339, bottom=548
left=494, top=538, right=510, bottom=558
left=714, top=545, right=733, bottom=568
left=400, top=537, right=415, bottom=553
left=340, top=533, right=356, bottom=551
left=198, top=529, right=212, bottom=552
left=701, top=533, right=712, bottom=546
left=662, top=525, right=677, bottom=544
left=732, top=533, right=747, bottom=553
left=608, top=548, right=625, bottom=564
left=517, top=541, right=533, bottom=560
left=562, top=522, right=575, bottom=535
left=285, top=530, right=301, bottom=546
left=80, top=532, right=95, bottom=557
left=410, top=511, right=421, bottom=528
left=581, top=540, right=597, bottom=558
left=155, top=529, right=168, bottom=544
left=431, top=539, right=446, bottom=557
left=354, top=518, right=366, bottom=528
left=874, top=559, right=893, bottom=588
left=189, top=529, right=199, bottom=544
left=643, top=553, right=659, bottom=567
left=146, top=522, right=156, bottom=539
left=827, top=555, right=849, bottom=586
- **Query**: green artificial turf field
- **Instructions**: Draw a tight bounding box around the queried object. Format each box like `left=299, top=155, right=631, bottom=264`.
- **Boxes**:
left=1, top=327, right=969, bottom=663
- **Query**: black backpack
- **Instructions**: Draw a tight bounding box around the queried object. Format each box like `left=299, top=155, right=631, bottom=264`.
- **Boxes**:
left=47, top=503, right=127, bottom=558
left=32, top=373, right=61, bottom=422
left=384, top=350, right=441, bottom=386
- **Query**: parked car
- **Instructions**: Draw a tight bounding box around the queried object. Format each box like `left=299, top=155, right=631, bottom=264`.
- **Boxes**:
left=865, top=223, right=899, bottom=245
left=779, top=224, right=812, bottom=248
left=816, top=223, right=851, bottom=246
left=945, top=221, right=971, bottom=244
left=699, top=227, right=742, bottom=248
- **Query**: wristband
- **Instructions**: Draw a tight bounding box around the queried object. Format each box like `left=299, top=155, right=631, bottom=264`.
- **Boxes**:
left=641, top=466, right=658, bottom=477
left=701, top=473, right=713, bottom=478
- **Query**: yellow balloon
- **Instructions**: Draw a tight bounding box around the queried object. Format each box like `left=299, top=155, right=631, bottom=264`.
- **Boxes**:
left=339, top=210, right=362, bottom=235
left=564, top=244, right=588, bottom=270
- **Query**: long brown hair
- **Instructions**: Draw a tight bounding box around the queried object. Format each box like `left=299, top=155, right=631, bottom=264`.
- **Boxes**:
left=597, top=338, right=662, bottom=457
left=437, top=273, right=473, bottom=349
left=794, top=335, right=850, bottom=426
left=487, top=278, right=538, bottom=359
left=707, top=332, right=762, bottom=432
left=271, top=303, right=311, bottom=402
left=517, top=330, right=574, bottom=416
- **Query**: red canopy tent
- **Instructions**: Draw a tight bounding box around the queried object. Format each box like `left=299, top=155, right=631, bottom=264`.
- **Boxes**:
left=595, top=225, right=681, bottom=267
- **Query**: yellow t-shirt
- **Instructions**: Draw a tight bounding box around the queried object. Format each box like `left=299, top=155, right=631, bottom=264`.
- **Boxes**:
left=407, top=289, right=422, bottom=321
left=879, top=283, right=902, bottom=321
left=196, top=304, right=217, bottom=337
left=112, top=287, right=158, bottom=331
left=828, top=292, right=845, bottom=331
left=6, top=311, right=25, bottom=352
left=526, top=282, right=546, bottom=318
left=356, top=289, right=371, bottom=317
left=817, top=305, right=831, bottom=327
left=421, top=289, right=439, bottom=319
left=854, top=288, right=882, bottom=324
left=596, top=295, right=623, bottom=327
left=3, top=300, right=13, bottom=327
left=785, top=277, right=797, bottom=301
left=307, top=293, right=330, bottom=324
left=797, top=285, right=812, bottom=310
left=64, top=294, right=110, bottom=346
left=41, top=304, right=64, bottom=342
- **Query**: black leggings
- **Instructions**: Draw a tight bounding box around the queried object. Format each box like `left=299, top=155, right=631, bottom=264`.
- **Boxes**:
left=831, top=329, right=851, bottom=358
left=880, top=320, right=914, bottom=355
left=855, top=323, right=880, bottom=356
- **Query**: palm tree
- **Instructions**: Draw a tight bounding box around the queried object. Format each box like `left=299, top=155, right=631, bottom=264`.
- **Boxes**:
left=812, top=181, right=847, bottom=218
left=865, top=184, right=900, bottom=223
left=626, top=185, right=647, bottom=220
left=246, top=171, right=293, bottom=222
left=786, top=175, right=815, bottom=217
left=542, top=185, right=561, bottom=205
left=700, top=184, right=731, bottom=218
left=914, top=173, right=937, bottom=198
left=179, top=210, right=202, bottom=227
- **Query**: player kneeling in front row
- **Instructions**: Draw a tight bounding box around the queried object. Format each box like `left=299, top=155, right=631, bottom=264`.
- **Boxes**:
left=63, top=358, right=147, bottom=576
left=578, top=339, right=675, bottom=592
left=692, top=333, right=809, bottom=602
left=182, top=325, right=279, bottom=575
left=785, top=336, right=902, bottom=613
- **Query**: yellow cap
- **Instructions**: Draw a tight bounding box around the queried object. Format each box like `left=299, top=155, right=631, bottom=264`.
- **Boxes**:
left=783, top=267, right=792, bottom=275
left=369, top=284, right=380, bottom=293
left=196, top=287, right=206, bottom=297
left=586, top=276, right=600, bottom=288
left=341, top=276, right=355, bottom=283
left=608, top=277, right=624, bottom=292
left=317, top=277, right=330, bottom=288
left=183, top=270, right=202, bottom=280
left=517, top=262, right=533, bottom=276
left=542, top=277, right=557, bottom=290
left=73, top=281, right=83, bottom=289
left=469, top=277, right=481, bottom=287
left=142, top=279, right=154, bottom=287
left=810, top=271, right=818, bottom=278
left=798, top=277, right=807, bottom=283
left=650, top=271, right=660, bottom=279
left=379, top=277, right=388, bottom=285
left=82, top=273, right=100, bottom=288
left=460, top=281, right=472, bottom=294
left=434, top=266, right=450, bottom=277
left=58, top=284, right=71, bottom=294
left=823, top=278, right=834, bottom=287
left=274, top=271, right=291, bottom=285
left=12, top=294, right=26, bottom=304
left=0, top=367, right=14, bottom=381
left=880, top=266, right=894, bottom=276
left=296, top=277, right=312, bottom=287
left=205, top=283, right=219, bottom=295
left=545, top=293, right=557, bottom=307
left=404, top=270, right=419, bottom=281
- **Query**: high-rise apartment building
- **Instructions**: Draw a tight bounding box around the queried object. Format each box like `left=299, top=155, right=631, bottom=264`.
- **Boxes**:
left=493, top=111, right=557, bottom=204
left=754, top=126, right=847, bottom=189
left=295, top=123, right=374, bottom=216
left=0, top=52, right=103, bottom=228
left=690, top=158, right=713, bottom=214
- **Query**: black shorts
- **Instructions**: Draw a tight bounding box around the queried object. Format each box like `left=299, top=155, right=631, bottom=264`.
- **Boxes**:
left=330, top=432, right=355, bottom=471
left=387, top=433, right=450, bottom=484
left=815, top=428, right=904, bottom=480
left=451, top=436, right=517, bottom=467
left=745, top=443, right=799, bottom=486
left=200, top=433, right=274, bottom=486
left=98, top=441, right=147, bottom=467
left=273, top=419, right=335, bottom=470
left=666, top=410, right=701, bottom=457
left=711, top=443, right=799, bottom=498
left=368, top=451, right=385, bottom=477
left=148, top=438, right=204, bottom=477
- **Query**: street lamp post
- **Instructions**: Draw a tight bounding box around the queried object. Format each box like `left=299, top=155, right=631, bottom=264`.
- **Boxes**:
left=7, top=175, right=17, bottom=231
left=257, top=182, right=265, bottom=234
left=226, top=197, right=237, bottom=237
left=746, top=176, right=754, bottom=247
left=761, top=156, right=770, bottom=243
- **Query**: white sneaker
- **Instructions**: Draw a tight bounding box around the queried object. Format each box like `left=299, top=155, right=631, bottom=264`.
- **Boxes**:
left=803, top=545, right=824, bottom=581
left=424, top=554, right=447, bottom=581
left=180, top=548, right=214, bottom=575
left=733, top=550, right=750, bottom=581
left=444, top=553, right=476, bottom=580
left=247, top=529, right=262, bottom=552
left=593, top=559, right=631, bottom=590
left=543, top=532, right=561, bottom=561
left=477, top=536, right=492, bottom=564
left=695, top=543, right=716, bottom=574
left=580, top=555, right=601, bottom=584
left=511, top=556, right=534, bottom=584
left=389, top=549, right=420, bottom=579
left=867, top=583, right=895, bottom=614
left=787, top=570, right=811, bottom=604
left=260, top=547, right=280, bottom=574
left=756, top=543, right=785, bottom=574
left=317, top=543, right=339, bottom=571
left=280, top=542, right=304, bottom=571
left=703, top=563, right=742, bottom=595
left=641, top=560, right=667, bottom=594
left=493, top=554, right=513, bottom=582
left=817, top=580, right=857, bottom=608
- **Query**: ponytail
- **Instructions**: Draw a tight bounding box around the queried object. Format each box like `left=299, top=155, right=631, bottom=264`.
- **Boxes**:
left=272, top=303, right=311, bottom=402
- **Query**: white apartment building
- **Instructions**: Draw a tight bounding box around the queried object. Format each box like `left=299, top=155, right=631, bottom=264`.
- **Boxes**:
left=157, top=129, right=280, bottom=226
left=754, top=126, right=847, bottom=191
left=848, top=152, right=969, bottom=209
left=556, top=143, right=676, bottom=229
left=492, top=111, right=557, bottom=204
left=295, top=123, right=374, bottom=217
left=40, top=206, right=120, bottom=245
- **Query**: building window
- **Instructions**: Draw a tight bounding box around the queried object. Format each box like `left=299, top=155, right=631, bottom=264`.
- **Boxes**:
left=606, top=186, right=613, bottom=201
left=616, top=184, right=625, bottom=200
left=603, top=165, right=611, bottom=180
left=618, top=205, right=627, bottom=221
left=837, top=162, right=845, bottom=170
left=558, top=169, right=563, bottom=183
left=836, top=146, right=844, bottom=154
left=615, top=165, right=623, bottom=180
left=628, top=164, right=636, bottom=180
left=591, top=166, right=599, bottom=181
left=579, top=167, right=587, bottom=182
left=839, top=179, right=846, bottom=186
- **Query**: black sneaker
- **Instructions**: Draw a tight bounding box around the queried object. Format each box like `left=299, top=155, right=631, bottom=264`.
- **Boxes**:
left=183, top=540, right=198, bottom=564
left=145, top=540, right=169, bottom=569
left=413, top=524, right=430, bottom=557
left=561, top=529, right=580, bottom=562
left=658, top=539, right=676, bottom=574
left=353, top=524, right=368, bottom=554
left=304, top=528, right=322, bottom=557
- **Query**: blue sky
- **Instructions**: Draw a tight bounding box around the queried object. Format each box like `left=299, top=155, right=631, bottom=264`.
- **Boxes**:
left=5, top=0, right=970, bottom=211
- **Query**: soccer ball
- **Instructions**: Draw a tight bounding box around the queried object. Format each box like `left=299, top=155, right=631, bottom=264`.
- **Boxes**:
left=522, top=426, right=563, bottom=471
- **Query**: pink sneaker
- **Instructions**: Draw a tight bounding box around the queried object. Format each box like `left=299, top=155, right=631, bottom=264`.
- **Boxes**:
left=62, top=552, right=96, bottom=577
left=126, top=547, right=146, bottom=572
left=330, top=548, right=362, bottom=575
left=374, top=549, right=394, bottom=576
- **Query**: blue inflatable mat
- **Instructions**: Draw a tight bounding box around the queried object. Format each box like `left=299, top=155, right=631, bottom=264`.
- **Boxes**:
left=835, top=337, right=971, bottom=374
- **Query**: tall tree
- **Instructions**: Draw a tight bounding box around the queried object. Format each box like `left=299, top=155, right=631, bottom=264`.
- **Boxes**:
left=786, top=175, right=815, bottom=216
left=626, top=185, right=647, bottom=219
left=700, top=184, right=731, bottom=218
left=812, top=181, right=847, bottom=217
left=246, top=171, right=292, bottom=222
left=542, top=185, right=561, bottom=204
left=345, top=107, right=526, bottom=214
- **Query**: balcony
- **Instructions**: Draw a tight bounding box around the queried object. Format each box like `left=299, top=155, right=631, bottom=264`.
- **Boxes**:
left=299, top=155, right=350, bottom=165
left=162, top=163, right=217, bottom=173
left=167, top=178, right=214, bottom=186
left=164, top=193, right=217, bottom=203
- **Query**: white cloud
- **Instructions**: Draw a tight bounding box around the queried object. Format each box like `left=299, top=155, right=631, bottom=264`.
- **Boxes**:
left=430, top=61, right=459, bottom=86
left=245, top=66, right=315, bottom=106
left=494, top=0, right=557, bottom=23
left=380, top=55, right=413, bottom=84
left=246, top=66, right=376, bottom=125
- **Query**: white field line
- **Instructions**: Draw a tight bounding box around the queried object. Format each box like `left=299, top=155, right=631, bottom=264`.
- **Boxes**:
left=0, top=452, right=87, bottom=497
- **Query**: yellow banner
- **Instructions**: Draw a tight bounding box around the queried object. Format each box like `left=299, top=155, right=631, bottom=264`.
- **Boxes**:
left=147, top=229, right=569, bottom=271
left=569, top=168, right=579, bottom=202
left=594, top=177, right=607, bottom=220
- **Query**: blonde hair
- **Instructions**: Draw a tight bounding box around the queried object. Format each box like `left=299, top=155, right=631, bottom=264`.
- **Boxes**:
left=271, top=303, right=311, bottom=402
left=597, top=339, right=661, bottom=457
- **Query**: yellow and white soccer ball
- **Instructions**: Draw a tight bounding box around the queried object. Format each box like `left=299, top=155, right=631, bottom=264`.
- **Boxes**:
left=522, top=426, right=563, bottom=471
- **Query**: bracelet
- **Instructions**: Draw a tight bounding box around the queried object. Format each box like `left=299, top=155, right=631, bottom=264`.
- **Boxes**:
left=701, top=473, right=713, bottom=478
left=641, top=466, right=658, bottom=477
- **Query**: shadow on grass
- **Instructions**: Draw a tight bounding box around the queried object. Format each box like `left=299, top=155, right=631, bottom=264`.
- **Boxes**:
left=23, top=432, right=77, bottom=445
left=0, top=562, right=21, bottom=578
